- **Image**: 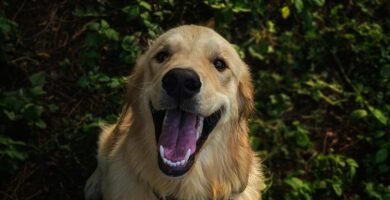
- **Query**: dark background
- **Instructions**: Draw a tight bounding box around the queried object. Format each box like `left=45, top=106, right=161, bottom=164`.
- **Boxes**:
left=0, top=0, right=389, bottom=199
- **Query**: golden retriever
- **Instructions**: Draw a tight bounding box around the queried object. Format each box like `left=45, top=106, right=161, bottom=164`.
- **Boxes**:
left=84, top=25, right=265, bottom=200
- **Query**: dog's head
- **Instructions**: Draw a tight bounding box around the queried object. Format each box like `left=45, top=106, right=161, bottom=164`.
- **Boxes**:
left=125, top=25, right=253, bottom=177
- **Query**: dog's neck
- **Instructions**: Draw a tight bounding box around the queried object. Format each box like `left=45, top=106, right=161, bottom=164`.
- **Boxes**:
left=153, top=190, right=176, bottom=200
left=152, top=189, right=244, bottom=200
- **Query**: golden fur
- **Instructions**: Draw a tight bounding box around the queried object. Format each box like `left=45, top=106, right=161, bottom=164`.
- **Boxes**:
left=84, top=25, right=265, bottom=200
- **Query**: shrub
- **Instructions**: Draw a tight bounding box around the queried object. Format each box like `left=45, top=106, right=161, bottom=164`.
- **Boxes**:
left=0, top=0, right=388, bottom=199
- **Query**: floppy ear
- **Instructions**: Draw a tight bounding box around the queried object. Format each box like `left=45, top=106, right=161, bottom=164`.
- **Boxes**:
left=237, top=68, right=254, bottom=119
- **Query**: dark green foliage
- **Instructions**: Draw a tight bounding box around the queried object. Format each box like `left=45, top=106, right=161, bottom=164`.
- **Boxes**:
left=0, top=0, right=389, bottom=199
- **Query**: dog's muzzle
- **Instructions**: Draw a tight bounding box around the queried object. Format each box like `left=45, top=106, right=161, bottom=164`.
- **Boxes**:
left=151, top=68, right=222, bottom=177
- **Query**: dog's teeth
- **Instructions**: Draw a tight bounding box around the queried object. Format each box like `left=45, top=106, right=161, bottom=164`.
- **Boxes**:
left=196, top=117, right=204, bottom=140
left=196, top=129, right=201, bottom=140
left=161, top=148, right=189, bottom=167
left=185, top=149, right=191, bottom=162
left=159, top=145, right=165, bottom=159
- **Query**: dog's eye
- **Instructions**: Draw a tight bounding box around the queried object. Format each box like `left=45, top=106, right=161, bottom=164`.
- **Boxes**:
left=155, top=51, right=170, bottom=63
left=213, top=58, right=227, bottom=71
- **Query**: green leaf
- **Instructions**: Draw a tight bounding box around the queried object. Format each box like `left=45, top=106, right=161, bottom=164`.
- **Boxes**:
left=87, top=22, right=100, bottom=31
left=29, top=72, right=46, bottom=86
left=313, top=0, right=325, bottom=6
left=350, top=109, right=368, bottom=121
left=35, top=120, right=47, bottom=129
left=374, top=131, right=385, bottom=138
left=281, top=6, right=290, bottom=19
left=248, top=46, right=264, bottom=60
left=0, top=17, right=17, bottom=35
left=4, top=110, right=16, bottom=120
left=23, top=104, right=44, bottom=120
left=109, top=80, right=121, bottom=88
left=232, top=4, right=251, bottom=13
left=48, top=104, right=59, bottom=112
left=296, top=127, right=311, bottom=148
left=208, top=2, right=226, bottom=9
left=284, top=177, right=304, bottom=190
left=97, top=74, right=110, bottom=82
left=30, top=86, right=46, bottom=96
left=365, top=182, right=382, bottom=199
left=332, top=182, right=343, bottom=196
left=375, top=148, right=388, bottom=163
left=122, top=35, right=136, bottom=51
left=381, top=64, right=390, bottom=78
left=313, top=180, right=327, bottom=189
left=6, top=149, right=27, bottom=161
left=139, top=1, right=152, bottom=11
left=0, top=18, right=11, bottom=34
left=346, top=158, right=358, bottom=178
left=122, top=5, right=140, bottom=20
left=267, top=21, right=276, bottom=33
left=104, top=29, right=119, bottom=41
left=294, top=0, right=304, bottom=13
left=100, top=19, right=110, bottom=29
left=369, top=107, right=388, bottom=125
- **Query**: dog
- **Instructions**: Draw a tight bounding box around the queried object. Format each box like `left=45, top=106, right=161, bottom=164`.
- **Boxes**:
left=84, top=25, right=265, bottom=200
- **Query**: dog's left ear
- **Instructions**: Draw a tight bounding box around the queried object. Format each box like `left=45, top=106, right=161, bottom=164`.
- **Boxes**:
left=238, top=68, right=254, bottom=119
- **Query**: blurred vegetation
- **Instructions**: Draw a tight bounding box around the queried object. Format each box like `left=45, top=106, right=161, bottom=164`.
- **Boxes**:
left=0, top=0, right=389, bottom=199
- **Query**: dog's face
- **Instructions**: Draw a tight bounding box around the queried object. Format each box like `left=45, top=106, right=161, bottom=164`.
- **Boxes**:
left=128, top=25, right=253, bottom=177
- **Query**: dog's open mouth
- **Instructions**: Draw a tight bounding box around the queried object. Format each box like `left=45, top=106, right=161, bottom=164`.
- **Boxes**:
left=151, top=107, right=222, bottom=177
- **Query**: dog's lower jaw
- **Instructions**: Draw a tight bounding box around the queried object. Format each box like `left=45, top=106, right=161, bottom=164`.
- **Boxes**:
left=152, top=107, right=222, bottom=177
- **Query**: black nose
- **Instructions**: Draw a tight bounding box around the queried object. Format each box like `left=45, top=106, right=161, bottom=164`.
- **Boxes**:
left=162, top=68, right=201, bottom=100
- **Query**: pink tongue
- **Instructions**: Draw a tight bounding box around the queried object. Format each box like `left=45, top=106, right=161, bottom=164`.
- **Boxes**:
left=158, top=110, right=197, bottom=162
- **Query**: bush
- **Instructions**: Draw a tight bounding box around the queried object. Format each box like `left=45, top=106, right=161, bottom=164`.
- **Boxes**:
left=0, top=0, right=388, bottom=199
